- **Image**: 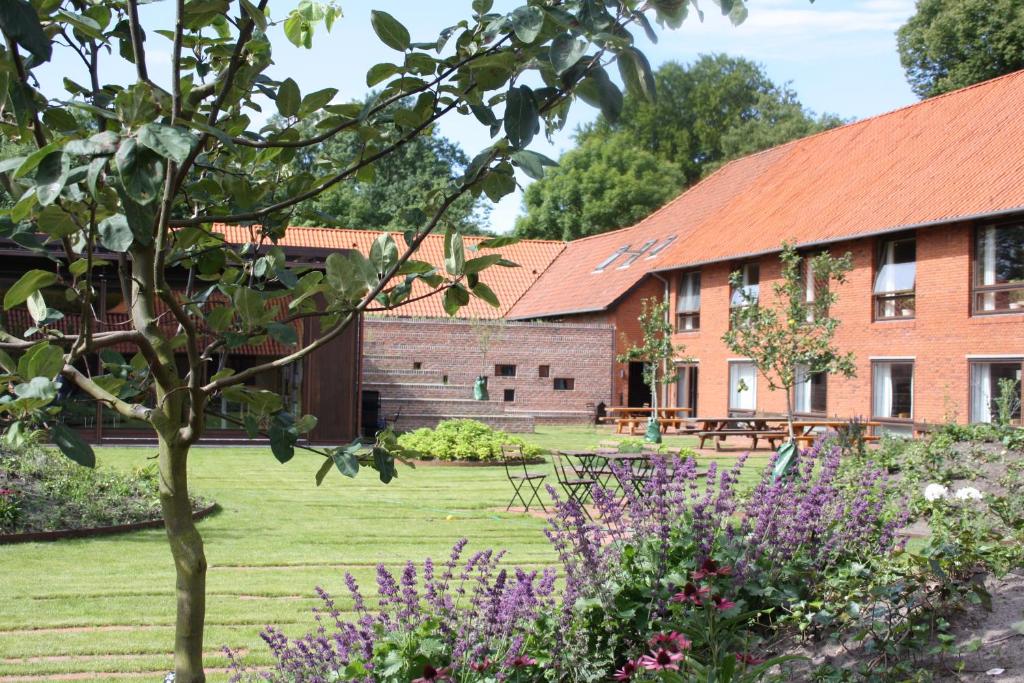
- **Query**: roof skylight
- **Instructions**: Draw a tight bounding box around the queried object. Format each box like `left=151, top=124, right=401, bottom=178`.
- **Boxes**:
left=646, top=235, right=677, bottom=259
left=617, top=239, right=657, bottom=269
left=594, top=245, right=629, bottom=272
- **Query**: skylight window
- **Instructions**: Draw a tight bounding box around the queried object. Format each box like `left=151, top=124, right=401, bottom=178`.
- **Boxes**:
left=594, top=245, right=629, bottom=272
left=646, top=235, right=677, bottom=259
left=617, top=239, right=657, bottom=269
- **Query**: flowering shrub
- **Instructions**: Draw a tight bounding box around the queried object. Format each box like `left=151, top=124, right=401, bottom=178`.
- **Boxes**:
left=396, top=420, right=542, bottom=462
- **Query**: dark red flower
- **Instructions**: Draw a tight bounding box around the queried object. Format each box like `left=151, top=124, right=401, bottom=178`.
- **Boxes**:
left=648, top=632, right=692, bottom=653
left=735, top=653, right=765, bottom=665
left=412, top=663, right=450, bottom=683
left=692, top=558, right=733, bottom=580
left=509, top=655, right=537, bottom=668
left=712, top=595, right=737, bottom=611
left=470, top=658, right=492, bottom=672
left=671, top=582, right=709, bottom=606
left=637, top=648, right=683, bottom=671
left=612, top=659, right=639, bottom=681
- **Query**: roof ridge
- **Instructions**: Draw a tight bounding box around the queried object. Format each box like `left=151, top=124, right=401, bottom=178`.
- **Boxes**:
left=218, top=222, right=566, bottom=245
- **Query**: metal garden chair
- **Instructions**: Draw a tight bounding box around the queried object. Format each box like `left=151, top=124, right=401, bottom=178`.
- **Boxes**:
left=552, top=452, right=596, bottom=519
left=501, top=444, right=548, bottom=513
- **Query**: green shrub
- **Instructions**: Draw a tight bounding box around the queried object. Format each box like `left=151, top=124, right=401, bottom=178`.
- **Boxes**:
left=396, top=419, right=542, bottom=462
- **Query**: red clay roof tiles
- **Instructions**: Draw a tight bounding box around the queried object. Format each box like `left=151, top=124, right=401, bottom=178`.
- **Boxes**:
left=507, top=69, right=1024, bottom=319
left=213, top=224, right=565, bottom=319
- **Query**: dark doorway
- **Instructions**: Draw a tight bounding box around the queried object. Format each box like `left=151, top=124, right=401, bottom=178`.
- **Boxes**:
left=676, top=364, right=698, bottom=417
left=628, top=362, right=652, bottom=407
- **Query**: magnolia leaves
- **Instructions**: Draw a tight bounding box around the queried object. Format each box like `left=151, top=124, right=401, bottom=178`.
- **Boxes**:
left=0, top=0, right=52, bottom=63
left=370, top=10, right=410, bottom=52
left=3, top=270, right=56, bottom=311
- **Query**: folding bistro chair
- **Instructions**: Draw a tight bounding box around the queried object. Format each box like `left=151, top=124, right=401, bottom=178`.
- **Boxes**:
left=552, top=453, right=597, bottom=519
left=501, top=444, right=548, bottom=513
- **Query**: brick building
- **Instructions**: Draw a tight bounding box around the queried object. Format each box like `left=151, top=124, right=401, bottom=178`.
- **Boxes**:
left=509, top=71, right=1024, bottom=432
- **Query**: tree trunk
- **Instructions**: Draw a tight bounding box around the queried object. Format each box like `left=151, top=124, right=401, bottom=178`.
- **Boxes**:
left=158, top=437, right=207, bottom=683
left=785, top=390, right=795, bottom=442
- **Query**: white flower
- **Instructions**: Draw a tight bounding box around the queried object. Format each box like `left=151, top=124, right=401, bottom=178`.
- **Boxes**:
left=953, top=486, right=984, bottom=501
left=923, top=483, right=949, bottom=501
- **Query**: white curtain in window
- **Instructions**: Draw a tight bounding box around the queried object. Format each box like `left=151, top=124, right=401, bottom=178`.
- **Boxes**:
left=980, top=227, right=997, bottom=311
left=971, top=363, right=993, bottom=423
left=874, top=241, right=915, bottom=316
left=794, top=364, right=812, bottom=413
left=677, top=273, right=700, bottom=312
left=730, top=363, right=756, bottom=410
left=873, top=363, right=893, bottom=418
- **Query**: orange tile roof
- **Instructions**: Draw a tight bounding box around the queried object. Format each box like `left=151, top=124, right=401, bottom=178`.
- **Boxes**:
left=213, top=224, right=565, bottom=319
left=508, top=70, right=1024, bottom=319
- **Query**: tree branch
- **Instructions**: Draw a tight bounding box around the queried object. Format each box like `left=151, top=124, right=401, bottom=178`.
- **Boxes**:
left=126, top=0, right=153, bottom=85
left=62, top=364, right=154, bottom=423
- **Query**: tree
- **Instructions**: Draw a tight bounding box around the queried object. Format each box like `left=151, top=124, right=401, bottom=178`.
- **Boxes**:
left=515, top=131, right=685, bottom=240
left=722, top=244, right=856, bottom=441
left=0, top=0, right=719, bottom=679
left=897, top=0, right=1024, bottom=99
left=515, top=55, right=840, bottom=239
left=616, top=297, right=688, bottom=443
left=287, top=106, right=492, bottom=234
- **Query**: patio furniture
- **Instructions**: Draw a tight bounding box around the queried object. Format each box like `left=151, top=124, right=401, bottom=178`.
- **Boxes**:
left=608, top=407, right=692, bottom=434
left=552, top=452, right=597, bottom=516
left=501, top=444, right=548, bottom=513
left=690, top=417, right=787, bottom=450
left=790, top=419, right=883, bottom=449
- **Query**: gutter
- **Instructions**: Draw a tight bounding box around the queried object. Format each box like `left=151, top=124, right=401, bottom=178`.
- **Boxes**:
left=650, top=205, right=1024, bottom=274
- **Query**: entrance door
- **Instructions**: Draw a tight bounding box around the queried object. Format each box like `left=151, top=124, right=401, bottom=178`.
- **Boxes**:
left=676, top=364, right=698, bottom=417
left=628, top=362, right=652, bottom=407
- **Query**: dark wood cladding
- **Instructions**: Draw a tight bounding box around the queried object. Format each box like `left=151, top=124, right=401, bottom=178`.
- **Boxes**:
left=303, top=315, right=362, bottom=443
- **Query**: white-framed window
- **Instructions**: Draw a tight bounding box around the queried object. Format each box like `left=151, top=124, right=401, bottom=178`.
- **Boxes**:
left=872, top=360, right=914, bottom=420
left=730, top=263, right=760, bottom=309
left=974, top=224, right=1024, bottom=314
left=969, top=359, right=1022, bottom=423
left=676, top=271, right=700, bottom=331
left=728, top=361, right=757, bottom=412
left=794, top=364, right=827, bottom=414
left=874, top=237, right=916, bottom=319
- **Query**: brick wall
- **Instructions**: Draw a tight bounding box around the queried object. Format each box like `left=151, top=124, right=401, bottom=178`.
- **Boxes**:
left=362, top=317, right=615, bottom=432
left=601, top=221, right=1024, bottom=425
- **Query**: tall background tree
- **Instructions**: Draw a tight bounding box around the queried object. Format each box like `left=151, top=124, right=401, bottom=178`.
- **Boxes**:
left=286, top=103, right=492, bottom=234
left=897, top=0, right=1024, bottom=99
left=0, top=0, right=740, bottom=679
left=515, top=54, right=842, bottom=240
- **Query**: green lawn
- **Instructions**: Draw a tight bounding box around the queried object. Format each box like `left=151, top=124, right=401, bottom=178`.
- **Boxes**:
left=0, top=426, right=767, bottom=681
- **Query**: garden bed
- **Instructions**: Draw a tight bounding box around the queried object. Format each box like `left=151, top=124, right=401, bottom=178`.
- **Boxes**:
left=0, top=444, right=210, bottom=539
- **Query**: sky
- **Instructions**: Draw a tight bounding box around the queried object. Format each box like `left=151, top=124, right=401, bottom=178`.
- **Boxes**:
left=34, top=0, right=920, bottom=233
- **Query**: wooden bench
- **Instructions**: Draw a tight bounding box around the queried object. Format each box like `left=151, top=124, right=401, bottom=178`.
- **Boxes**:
left=795, top=432, right=881, bottom=449
left=615, top=417, right=646, bottom=434
left=695, top=429, right=787, bottom=451
left=657, top=417, right=687, bottom=432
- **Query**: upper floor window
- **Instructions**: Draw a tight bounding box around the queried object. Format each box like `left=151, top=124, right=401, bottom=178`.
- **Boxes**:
left=676, top=271, right=701, bottom=332
left=730, top=263, right=759, bottom=309
left=874, top=237, right=915, bottom=319
left=974, top=224, right=1024, bottom=314
left=800, top=254, right=829, bottom=322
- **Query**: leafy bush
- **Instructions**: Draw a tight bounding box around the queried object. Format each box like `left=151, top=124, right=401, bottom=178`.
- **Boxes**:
left=0, top=444, right=205, bottom=534
left=396, top=419, right=542, bottom=462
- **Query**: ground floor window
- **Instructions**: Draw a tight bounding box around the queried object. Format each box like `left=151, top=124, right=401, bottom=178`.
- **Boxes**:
left=872, top=361, right=914, bottom=420
left=728, top=361, right=756, bottom=413
left=675, top=363, right=698, bottom=416
left=794, top=365, right=827, bottom=414
left=970, top=360, right=1022, bottom=423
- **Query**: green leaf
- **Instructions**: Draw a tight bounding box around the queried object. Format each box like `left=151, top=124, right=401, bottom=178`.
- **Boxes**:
left=550, top=33, right=586, bottom=73
left=36, top=205, right=78, bottom=238
left=233, top=287, right=267, bottom=325
left=13, top=376, right=57, bottom=401
left=373, top=446, right=396, bottom=483
left=35, top=152, right=70, bottom=206
left=443, top=227, right=464, bottom=276
left=504, top=85, right=539, bottom=149
left=137, top=123, right=195, bottom=163
left=0, top=349, right=16, bottom=374
left=464, top=254, right=503, bottom=275
left=0, top=0, right=52, bottom=63
left=314, top=456, right=334, bottom=486
left=577, top=67, right=623, bottom=123
left=472, top=282, right=501, bottom=308
left=300, top=88, right=338, bottom=115
left=266, top=322, right=298, bottom=345
left=52, top=422, right=96, bottom=467
left=282, top=13, right=304, bottom=47
left=366, top=62, right=400, bottom=87
left=369, top=233, right=398, bottom=276
left=617, top=47, right=657, bottom=102
left=332, top=448, right=360, bottom=478
left=97, top=215, right=134, bottom=252
left=115, top=138, right=164, bottom=206
left=86, top=157, right=106, bottom=198
left=269, top=424, right=295, bottom=464
left=239, top=0, right=267, bottom=32
left=276, top=78, right=301, bottom=117
left=26, top=290, right=46, bottom=323
left=509, top=5, right=544, bottom=43
left=370, top=10, right=410, bottom=51
left=19, top=342, right=64, bottom=379
left=511, top=150, right=557, bottom=180
left=14, top=142, right=63, bottom=179
left=4, top=270, right=57, bottom=310
left=477, top=236, right=521, bottom=249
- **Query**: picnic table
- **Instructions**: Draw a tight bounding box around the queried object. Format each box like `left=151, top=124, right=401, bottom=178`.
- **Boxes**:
left=788, top=419, right=883, bottom=448
left=689, top=417, right=786, bottom=450
left=607, top=406, right=692, bottom=434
